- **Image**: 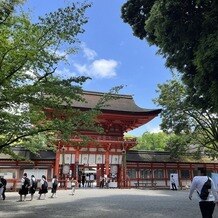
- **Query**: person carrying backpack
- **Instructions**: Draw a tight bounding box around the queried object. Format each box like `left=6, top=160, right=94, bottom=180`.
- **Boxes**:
left=0, top=179, right=4, bottom=199
left=189, top=170, right=218, bottom=218
left=0, top=176, right=7, bottom=200
left=18, top=173, right=30, bottom=201
left=38, top=175, right=48, bottom=200
left=51, top=175, right=58, bottom=198
left=29, top=175, right=37, bottom=201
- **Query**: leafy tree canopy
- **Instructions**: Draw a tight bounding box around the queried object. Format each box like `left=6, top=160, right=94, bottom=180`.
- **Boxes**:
left=135, top=131, right=168, bottom=151
left=153, top=75, right=218, bottom=155
left=164, top=134, right=194, bottom=160
left=0, top=0, right=121, bottom=157
left=121, top=0, right=218, bottom=112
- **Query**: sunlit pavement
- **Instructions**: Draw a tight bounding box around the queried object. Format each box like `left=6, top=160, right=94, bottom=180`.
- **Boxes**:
left=0, top=188, right=217, bottom=218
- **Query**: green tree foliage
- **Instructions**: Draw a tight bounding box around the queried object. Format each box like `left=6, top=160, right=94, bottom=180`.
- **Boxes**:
left=164, top=134, right=192, bottom=160
left=153, top=76, right=218, bottom=155
left=0, top=0, right=121, bottom=157
left=121, top=0, right=218, bottom=112
left=135, top=131, right=168, bottom=151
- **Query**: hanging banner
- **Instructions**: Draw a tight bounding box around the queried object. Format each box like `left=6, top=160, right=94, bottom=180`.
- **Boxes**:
left=89, top=154, right=95, bottom=164
left=96, top=154, right=104, bottom=164
left=64, top=154, right=71, bottom=164
left=111, top=155, right=119, bottom=164
left=63, top=164, right=70, bottom=175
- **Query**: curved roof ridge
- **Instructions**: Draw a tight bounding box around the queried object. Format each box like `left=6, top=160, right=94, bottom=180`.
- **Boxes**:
left=128, top=150, right=170, bottom=155
left=82, top=90, right=133, bottom=99
left=71, top=90, right=161, bottom=114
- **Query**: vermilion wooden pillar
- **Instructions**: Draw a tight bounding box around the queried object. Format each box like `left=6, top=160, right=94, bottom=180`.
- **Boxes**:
left=54, top=150, right=60, bottom=177
left=105, top=150, right=109, bottom=176
left=96, top=164, right=101, bottom=186
left=100, top=164, right=104, bottom=176
left=75, top=148, right=80, bottom=182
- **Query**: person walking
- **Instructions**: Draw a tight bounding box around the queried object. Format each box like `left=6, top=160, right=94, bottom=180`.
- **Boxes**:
left=71, top=178, right=78, bottom=195
left=86, top=174, right=90, bottom=187
left=189, top=170, right=218, bottom=218
left=0, top=178, right=4, bottom=200
left=78, top=174, right=82, bottom=188
left=0, top=176, right=7, bottom=200
left=99, top=176, right=104, bottom=188
left=51, top=175, right=58, bottom=198
left=81, top=173, right=85, bottom=188
left=171, top=175, right=177, bottom=190
left=29, top=175, right=37, bottom=201
left=18, top=173, right=30, bottom=201
left=90, top=173, right=94, bottom=187
left=38, top=175, right=48, bottom=200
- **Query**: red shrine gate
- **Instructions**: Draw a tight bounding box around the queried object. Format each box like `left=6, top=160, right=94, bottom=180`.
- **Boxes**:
left=50, top=91, right=161, bottom=188
left=55, top=137, right=136, bottom=188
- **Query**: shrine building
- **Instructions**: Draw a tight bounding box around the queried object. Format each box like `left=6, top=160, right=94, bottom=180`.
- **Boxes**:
left=0, top=91, right=217, bottom=190
left=52, top=91, right=162, bottom=188
left=0, top=91, right=160, bottom=188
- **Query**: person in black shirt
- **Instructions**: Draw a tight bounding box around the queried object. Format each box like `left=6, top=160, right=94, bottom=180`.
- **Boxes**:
left=29, top=175, right=37, bottom=201
left=18, top=173, right=30, bottom=201
left=0, top=176, right=7, bottom=200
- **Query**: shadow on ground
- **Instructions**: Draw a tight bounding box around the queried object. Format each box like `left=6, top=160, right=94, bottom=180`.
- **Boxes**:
left=0, top=189, right=206, bottom=218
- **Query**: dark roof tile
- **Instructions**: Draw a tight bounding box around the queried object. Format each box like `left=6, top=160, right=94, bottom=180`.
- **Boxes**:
left=71, top=91, right=161, bottom=114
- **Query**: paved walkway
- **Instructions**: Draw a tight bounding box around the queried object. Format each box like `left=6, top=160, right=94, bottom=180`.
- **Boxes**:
left=0, top=188, right=217, bottom=218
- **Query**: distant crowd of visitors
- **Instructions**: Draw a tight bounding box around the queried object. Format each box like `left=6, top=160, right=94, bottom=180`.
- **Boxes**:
left=0, top=173, right=77, bottom=201
left=0, top=172, right=105, bottom=202
left=18, top=173, right=59, bottom=201
left=78, top=173, right=95, bottom=188
left=0, top=172, right=114, bottom=201
left=2, top=171, right=218, bottom=218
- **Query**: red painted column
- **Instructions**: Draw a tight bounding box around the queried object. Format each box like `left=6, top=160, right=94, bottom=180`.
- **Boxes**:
left=75, top=148, right=80, bottom=164
left=101, top=164, right=104, bottom=176
left=54, top=150, right=60, bottom=178
left=105, top=150, right=110, bottom=176
left=164, top=163, right=167, bottom=187
left=96, top=164, right=100, bottom=187
left=75, top=148, right=80, bottom=183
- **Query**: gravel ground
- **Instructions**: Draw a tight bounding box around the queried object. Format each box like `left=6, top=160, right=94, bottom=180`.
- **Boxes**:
left=0, top=188, right=217, bottom=218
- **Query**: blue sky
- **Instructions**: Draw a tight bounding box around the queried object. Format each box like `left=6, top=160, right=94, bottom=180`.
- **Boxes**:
left=24, top=0, right=172, bottom=136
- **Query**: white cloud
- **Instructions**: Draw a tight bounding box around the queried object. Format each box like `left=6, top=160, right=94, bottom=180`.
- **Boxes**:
left=55, top=50, right=68, bottom=59
left=81, top=42, right=97, bottom=60
left=55, top=68, right=76, bottom=78
left=149, top=126, right=162, bottom=133
left=127, top=125, right=162, bottom=136
left=48, top=49, right=69, bottom=60
left=74, top=59, right=118, bottom=78
left=25, top=69, right=37, bottom=80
